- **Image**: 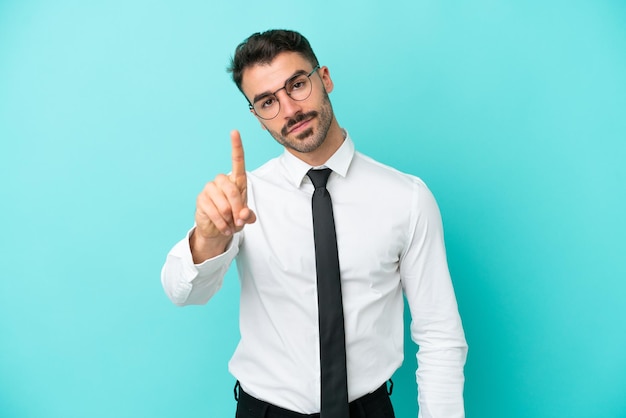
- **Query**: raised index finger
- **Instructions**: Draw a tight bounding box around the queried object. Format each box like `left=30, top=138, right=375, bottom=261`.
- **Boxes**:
left=230, top=130, right=246, bottom=181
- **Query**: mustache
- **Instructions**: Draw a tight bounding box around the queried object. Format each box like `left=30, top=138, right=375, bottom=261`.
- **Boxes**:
left=281, top=111, right=318, bottom=136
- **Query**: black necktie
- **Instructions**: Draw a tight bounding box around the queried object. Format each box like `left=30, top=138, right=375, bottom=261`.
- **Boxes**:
left=307, top=168, right=349, bottom=418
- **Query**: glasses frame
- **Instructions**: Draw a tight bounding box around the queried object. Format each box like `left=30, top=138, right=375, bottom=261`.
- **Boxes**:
left=248, top=65, right=321, bottom=120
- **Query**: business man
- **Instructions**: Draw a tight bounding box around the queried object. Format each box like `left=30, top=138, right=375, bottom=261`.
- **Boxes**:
left=162, top=29, right=467, bottom=418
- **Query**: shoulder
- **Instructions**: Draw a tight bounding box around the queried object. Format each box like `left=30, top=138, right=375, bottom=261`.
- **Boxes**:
left=351, top=151, right=427, bottom=191
left=249, top=156, right=281, bottom=177
left=245, top=154, right=300, bottom=192
left=349, top=151, right=439, bottom=215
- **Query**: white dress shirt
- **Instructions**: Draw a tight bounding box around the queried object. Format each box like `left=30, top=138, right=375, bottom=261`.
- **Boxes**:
left=161, top=132, right=467, bottom=417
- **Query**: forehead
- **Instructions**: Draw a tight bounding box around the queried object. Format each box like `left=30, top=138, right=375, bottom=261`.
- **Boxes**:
left=240, top=52, right=312, bottom=99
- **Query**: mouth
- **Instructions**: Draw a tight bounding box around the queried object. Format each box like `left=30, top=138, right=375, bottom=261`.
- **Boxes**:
left=283, top=111, right=318, bottom=136
left=288, top=118, right=312, bottom=134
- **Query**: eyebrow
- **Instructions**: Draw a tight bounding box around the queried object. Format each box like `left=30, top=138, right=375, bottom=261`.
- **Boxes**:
left=252, top=69, right=309, bottom=104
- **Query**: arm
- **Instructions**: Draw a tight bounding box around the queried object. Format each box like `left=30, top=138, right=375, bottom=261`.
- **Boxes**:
left=161, top=130, right=256, bottom=306
left=400, top=179, right=468, bottom=418
left=161, top=228, right=241, bottom=306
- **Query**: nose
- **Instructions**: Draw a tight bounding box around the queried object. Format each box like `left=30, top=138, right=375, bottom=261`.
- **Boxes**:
left=276, top=89, right=303, bottom=119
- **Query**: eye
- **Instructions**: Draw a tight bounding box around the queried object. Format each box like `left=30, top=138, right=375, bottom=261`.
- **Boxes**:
left=260, top=96, right=277, bottom=109
left=290, top=77, right=308, bottom=91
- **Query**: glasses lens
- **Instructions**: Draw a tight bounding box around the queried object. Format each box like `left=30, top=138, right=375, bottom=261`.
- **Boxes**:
left=254, top=95, right=279, bottom=120
left=287, top=75, right=312, bottom=101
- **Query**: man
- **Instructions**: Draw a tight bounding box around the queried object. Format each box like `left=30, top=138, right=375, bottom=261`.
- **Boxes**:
left=162, top=29, right=467, bottom=418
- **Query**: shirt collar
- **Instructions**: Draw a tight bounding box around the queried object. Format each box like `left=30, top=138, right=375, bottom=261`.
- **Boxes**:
left=280, top=130, right=355, bottom=188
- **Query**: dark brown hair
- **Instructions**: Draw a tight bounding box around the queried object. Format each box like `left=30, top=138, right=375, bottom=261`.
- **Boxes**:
left=228, top=29, right=320, bottom=94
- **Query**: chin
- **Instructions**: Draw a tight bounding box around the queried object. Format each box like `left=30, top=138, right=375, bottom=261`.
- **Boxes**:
left=295, top=127, right=315, bottom=141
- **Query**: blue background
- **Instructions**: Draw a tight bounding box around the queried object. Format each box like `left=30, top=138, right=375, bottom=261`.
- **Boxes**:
left=1, top=1, right=625, bottom=417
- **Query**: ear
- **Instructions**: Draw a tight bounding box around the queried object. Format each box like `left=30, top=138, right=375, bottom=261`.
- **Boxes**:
left=318, top=66, right=334, bottom=94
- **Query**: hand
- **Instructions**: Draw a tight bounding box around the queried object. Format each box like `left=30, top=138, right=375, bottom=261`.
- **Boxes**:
left=191, top=130, right=257, bottom=261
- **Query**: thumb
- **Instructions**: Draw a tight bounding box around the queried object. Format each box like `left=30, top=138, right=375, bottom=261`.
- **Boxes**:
left=237, top=207, right=257, bottom=226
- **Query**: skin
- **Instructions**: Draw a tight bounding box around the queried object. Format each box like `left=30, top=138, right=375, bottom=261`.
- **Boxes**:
left=190, top=52, right=345, bottom=263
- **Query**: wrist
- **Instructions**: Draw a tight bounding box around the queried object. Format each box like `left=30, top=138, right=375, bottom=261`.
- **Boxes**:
left=189, top=228, right=232, bottom=263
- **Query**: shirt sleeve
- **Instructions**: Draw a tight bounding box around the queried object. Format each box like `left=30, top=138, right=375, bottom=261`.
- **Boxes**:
left=160, top=228, right=241, bottom=306
left=399, top=179, right=468, bottom=418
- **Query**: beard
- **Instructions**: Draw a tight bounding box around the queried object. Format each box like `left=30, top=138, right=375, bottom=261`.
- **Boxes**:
left=264, top=91, right=334, bottom=154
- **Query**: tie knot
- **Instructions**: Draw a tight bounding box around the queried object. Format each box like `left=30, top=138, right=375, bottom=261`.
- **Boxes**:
left=306, top=168, right=333, bottom=189
left=307, top=168, right=332, bottom=189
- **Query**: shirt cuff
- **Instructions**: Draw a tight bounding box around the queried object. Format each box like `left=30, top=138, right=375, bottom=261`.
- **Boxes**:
left=163, top=228, right=240, bottom=305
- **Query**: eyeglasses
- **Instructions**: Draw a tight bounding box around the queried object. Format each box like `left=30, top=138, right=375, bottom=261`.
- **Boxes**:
left=248, top=65, right=320, bottom=120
